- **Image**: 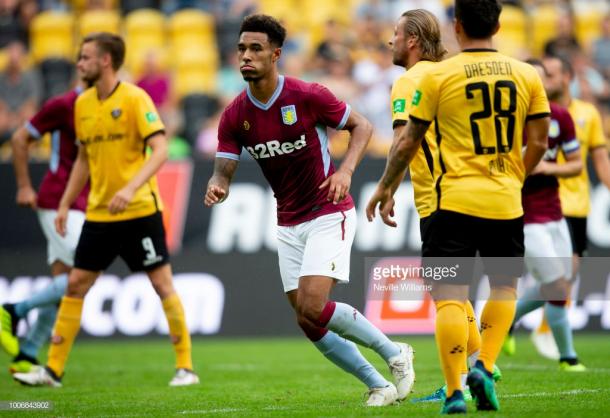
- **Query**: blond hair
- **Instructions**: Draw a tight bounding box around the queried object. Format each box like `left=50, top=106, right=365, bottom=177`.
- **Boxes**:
left=402, top=9, right=447, bottom=62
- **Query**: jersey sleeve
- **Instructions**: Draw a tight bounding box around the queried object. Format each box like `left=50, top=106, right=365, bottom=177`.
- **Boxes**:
left=558, top=108, right=580, bottom=155
left=309, top=83, right=351, bottom=130
left=26, top=97, right=64, bottom=139
left=390, top=76, right=414, bottom=128
left=408, top=72, right=439, bottom=124
left=74, top=96, right=84, bottom=144
left=134, top=89, right=165, bottom=140
left=588, top=105, right=607, bottom=149
left=526, top=71, right=551, bottom=120
left=216, top=108, right=242, bottom=160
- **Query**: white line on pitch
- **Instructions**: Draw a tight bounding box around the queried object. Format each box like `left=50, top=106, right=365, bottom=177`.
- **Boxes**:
left=501, top=388, right=604, bottom=398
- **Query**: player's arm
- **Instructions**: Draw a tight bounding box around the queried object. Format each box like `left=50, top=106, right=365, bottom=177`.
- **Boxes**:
left=534, top=142, right=582, bottom=178
left=366, top=117, right=428, bottom=226
left=388, top=123, right=409, bottom=194
left=205, top=157, right=239, bottom=207
left=11, top=126, right=37, bottom=208
left=55, top=144, right=90, bottom=236
left=108, top=132, right=168, bottom=215
left=523, top=117, right=550, bottom=175
left=591, top=146, right=610, bottom=190
left=319, top=109, right=372, bottom=204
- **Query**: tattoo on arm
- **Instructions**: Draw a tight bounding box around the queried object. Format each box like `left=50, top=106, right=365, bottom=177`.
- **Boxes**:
left=380, top=119, right=428, bottom=188
left=211, top=158, right=239, bottom=187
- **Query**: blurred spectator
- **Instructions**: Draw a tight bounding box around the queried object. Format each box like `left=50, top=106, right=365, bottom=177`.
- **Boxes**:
left=593, top=14, right=610, bottom=80
left=137, top=51, right=170, bottom=109
left=0, top=41, right=41, bottom=143
left=216, top=53, right=246, bottom=105
left=570, top=50, right=610, bottom=105
left=136, top=50, right=181, bottom=141
left=544, top=12, right=580, bottom=58
left=316, top=45, right=359, bottom=104
left=352, top=43, right=402, bottom=156
left=0, top=0, right=28, bottom=48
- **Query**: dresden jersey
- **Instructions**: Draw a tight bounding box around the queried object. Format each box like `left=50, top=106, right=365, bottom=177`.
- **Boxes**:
left=558, top=99, right=608, bottom=217
left=26, top=88, right=89, bottom=211
left=409, top=49, right=550, bottom=220
left=217, top=76, right=354, bottom=226
left=523, top=103, right=579, bottom=224
left=75, top=82, right=165, bottom=222
left=391, top=60, right=439, bottom=218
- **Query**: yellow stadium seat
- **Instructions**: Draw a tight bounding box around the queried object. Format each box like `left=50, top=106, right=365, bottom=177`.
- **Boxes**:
left=125, top=9, right=166, bottom=77
left=30, top=11, right=75, bottom=62
left=70, top=0, right=118, bottom=14
left=168, top=9, right=215, bottom=42
left=174, top=68, right=217, bottom=98
left=529, top=4, right=560, bottom=57
left=495, top=5, right=527, bottom=58
left=78, top=10, right=121, bottom=38
left=575, top=10, right=603, bottom=50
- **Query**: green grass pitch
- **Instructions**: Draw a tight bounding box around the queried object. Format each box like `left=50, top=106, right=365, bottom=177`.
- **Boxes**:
left=1, top=334, right=608, bottom=417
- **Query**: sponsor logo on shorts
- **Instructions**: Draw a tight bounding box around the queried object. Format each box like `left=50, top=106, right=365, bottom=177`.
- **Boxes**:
left=246, top=135, right=306, bottom=160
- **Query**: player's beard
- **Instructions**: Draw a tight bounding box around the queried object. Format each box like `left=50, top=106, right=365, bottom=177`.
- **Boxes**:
left=83, top=66, right=101, bottom=85
left=241, top=71, right=262, bottom=82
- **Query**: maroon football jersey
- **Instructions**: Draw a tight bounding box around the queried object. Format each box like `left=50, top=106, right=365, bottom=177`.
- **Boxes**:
left=26, top=88, right=89, bottom=211
left=217, top=76, right=354, bottom=226
left=523, top=102, right=579, bottom=224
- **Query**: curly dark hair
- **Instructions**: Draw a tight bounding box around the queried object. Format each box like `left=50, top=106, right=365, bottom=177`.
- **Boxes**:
left=455, top=0, right=502, bottom=40
left=239, top=14, right=287, bottom=47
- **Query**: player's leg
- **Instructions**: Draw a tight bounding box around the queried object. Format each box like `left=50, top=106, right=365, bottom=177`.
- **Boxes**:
left=1, top=210, right=83, bottom=360
left=13, top=219, right=116, bottom=387
left=299, top=210, right=413, bottom=398
left=421, top=210, right=474, bottom=413
left=286, top=290, right=391, bottom=392
left=277, top=213, right=398, bottom=406
left=7, top=210, right=85, bottom=370
left=279, top=220, right=395, bottom=403
left=122, top=212, right=197, bottom=386
left=469, top=216, right=523, bottom=412
left=146, top=263, right=198, bottom=385
left=540, top=219, right=584, bottom=371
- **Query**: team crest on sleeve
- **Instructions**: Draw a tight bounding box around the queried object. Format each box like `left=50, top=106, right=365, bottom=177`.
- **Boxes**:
left=549, top=119, right=560, bottom=138
left=111, top=108, right=122, bottom=119
left=281, top=105, right=297, bottom=125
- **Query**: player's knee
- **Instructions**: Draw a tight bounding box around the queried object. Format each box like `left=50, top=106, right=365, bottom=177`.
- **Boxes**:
left=541, top=278, right=570, bottom=301
left=66, top=276, right=89, bottom=298
left=295, top=300, right=325, bottom=324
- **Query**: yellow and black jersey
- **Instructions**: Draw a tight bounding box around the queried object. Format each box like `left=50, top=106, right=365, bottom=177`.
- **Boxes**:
left=391, top=60, right=439, bottom=218
left=558, top=99, right=607, bottom=217
left=75, top=82, right=165, bottom=222
left=409, top=49, right=550, bottom=220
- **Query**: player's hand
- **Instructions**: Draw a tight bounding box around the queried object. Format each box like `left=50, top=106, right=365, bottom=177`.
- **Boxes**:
left=205, top=184, right=227, bottom=207
left=55, top=205, right=69, bottom=237
left=531, top=160, right=550, bottom=175
left=109, top=186, right=135, bottom=215
left=319, top=168, right=352, bottom=205
left=16, top=186, right=37, bottom=209
left=366, top=185, right=397, bottom=227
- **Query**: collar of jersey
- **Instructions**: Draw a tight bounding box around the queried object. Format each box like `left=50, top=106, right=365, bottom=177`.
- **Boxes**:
left=462, top=48, right=497, bottom=53
left=246, top=75, right=285, bottom=110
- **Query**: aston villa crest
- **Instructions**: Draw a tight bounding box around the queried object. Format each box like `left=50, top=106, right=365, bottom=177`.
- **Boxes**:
left=111, top=108, right=122, bottom=119
left=281, top=105, right=297, bottom=125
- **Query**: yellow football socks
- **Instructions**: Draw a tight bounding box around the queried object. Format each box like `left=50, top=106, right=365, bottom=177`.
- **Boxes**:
left=479, top=286, right=517, bottom=372
left=435, top=300, right=468, bottom=396
left=162, top=293, right=193, bottom=370
left=465, top=300, right=481, bottom=357
left=47, top=296, right=83, bottom=377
